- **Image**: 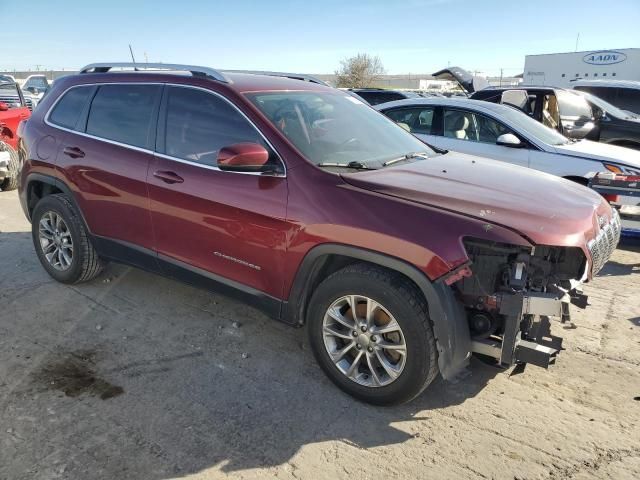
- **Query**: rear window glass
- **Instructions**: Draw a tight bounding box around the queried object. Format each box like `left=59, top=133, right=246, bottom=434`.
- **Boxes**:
left=48, top=87, right=94, bottom=130
left=86, top=84, right=161, bottom=148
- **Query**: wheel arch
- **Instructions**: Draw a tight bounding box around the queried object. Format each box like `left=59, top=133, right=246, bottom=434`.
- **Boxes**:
left=23, top=173, right=75, bottom=222
left=284, top=243, right=471, bottom=380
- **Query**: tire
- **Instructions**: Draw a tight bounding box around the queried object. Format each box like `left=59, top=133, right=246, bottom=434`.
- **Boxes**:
left=0, top=142, right=19, bottom=191
left=307, top=263, right=438, bottom=405
left=31, top=194, right=104, bottom=284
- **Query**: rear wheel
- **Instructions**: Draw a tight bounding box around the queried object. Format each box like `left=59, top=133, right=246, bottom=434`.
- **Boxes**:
left=0, top=142, right=19, bottom=191
left=307, top=263, right=438, bottom=405
left=31, top=194, right=104, bottom=283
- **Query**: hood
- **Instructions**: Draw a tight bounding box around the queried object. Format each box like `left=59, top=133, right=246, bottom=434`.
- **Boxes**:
left=341, top=152, right=610, bottom=247
left=554, top=140, right=640, bottom=173
left=431, top=67, right=489, bottom=94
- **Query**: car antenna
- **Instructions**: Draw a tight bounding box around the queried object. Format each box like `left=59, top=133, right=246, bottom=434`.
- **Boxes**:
left=128, top=44, right=139, bottom=71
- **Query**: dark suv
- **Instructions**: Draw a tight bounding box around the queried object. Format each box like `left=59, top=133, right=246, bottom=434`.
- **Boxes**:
left=18, top=63, right=620, bottom=405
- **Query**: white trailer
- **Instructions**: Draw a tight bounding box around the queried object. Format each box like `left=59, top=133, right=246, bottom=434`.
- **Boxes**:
left=523, top=48, right=640, bottom=87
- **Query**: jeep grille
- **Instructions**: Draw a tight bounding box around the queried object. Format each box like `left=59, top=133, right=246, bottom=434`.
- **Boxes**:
left=587, top=209, right=621, bottom=275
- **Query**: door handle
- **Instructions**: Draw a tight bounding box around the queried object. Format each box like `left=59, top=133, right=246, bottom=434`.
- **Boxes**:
left=63, top=146, right=85, bottom=159
left=153, top=170, right=184, bottom=184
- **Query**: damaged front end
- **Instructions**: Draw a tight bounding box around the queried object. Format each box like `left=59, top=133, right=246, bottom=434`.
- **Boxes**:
left=445, top=214, right=620, bottom=369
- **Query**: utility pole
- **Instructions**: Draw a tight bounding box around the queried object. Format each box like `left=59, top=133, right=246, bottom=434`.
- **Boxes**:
left=499, top=68, right=503, bottom=87
left=575, top=33, right=580, bottom=52
left=129, top=44, right=137, bottom=64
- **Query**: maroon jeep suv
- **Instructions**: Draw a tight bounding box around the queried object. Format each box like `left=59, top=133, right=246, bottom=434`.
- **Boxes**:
left=18, top=63, right=620, bottom=405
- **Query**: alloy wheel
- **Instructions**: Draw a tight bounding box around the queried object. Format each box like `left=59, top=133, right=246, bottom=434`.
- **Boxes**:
left=38, top=211, right=74, bottom=271
left=322, top=295, right=407, bottom=387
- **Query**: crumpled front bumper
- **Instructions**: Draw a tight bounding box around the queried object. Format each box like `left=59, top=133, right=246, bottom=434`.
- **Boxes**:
left=470, top=292, right=576, bottom=369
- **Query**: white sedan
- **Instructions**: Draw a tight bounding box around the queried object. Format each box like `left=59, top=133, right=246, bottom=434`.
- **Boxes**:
left=375, top=97, right=640, bottom=204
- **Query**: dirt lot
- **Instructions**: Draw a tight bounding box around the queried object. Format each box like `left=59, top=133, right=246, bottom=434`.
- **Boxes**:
left=0, top=189, right=639, bottom=480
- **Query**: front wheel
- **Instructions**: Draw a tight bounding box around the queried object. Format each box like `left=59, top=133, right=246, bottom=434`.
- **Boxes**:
left=307, top=263, right=438, bottom=405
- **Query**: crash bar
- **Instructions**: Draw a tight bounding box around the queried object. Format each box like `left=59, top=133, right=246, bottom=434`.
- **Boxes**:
left=223, top=70, right=329, bottom=86
left=79, top=63, right=229, bottom=83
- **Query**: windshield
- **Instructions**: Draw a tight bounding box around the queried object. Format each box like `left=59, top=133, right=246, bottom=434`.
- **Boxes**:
left=573, top=90, right=638, bottom=120
left=556, top=90, right=593, bottom=118
left=24, top=76, right=49, bottom=92
left=246, top=91, right=435, bottom=168
left=497, top=104, right=571, bottom=146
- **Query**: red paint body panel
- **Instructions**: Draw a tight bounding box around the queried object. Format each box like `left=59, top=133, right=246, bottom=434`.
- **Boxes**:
left=147, top=156, right=289, bottom=297
left=55, top=134, right=155, bottom=250
left=18, top=70, right=611, bottom=303
left=0, top=105, right=30, bottom=149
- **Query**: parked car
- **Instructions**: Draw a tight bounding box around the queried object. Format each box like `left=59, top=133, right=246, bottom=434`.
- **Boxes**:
left=19, top=62, right=620, bottom=405
left=433, top=67, right=640, bottom=147
left=572, top=89, right=640, bottom=150
left=21, top=74, right=50, bottom=109
left=571, top=79, right=640, bottom=115
left=375, top=97, right=640, bottom=205
left=470, top=86, right=597, bottom=140
left=347, top=88, right=422, bottom=105
left=0, top=75, right=30, bottom=190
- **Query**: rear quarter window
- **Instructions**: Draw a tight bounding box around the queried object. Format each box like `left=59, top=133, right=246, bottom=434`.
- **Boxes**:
left=48, top=86, right=94, bottom=130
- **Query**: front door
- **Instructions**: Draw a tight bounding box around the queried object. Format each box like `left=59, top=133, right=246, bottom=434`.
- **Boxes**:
left=147, top=85, right=289, bottom=300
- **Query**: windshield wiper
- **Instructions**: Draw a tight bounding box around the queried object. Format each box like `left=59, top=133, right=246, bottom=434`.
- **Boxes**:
left=383, top=152, right=430, bottom=167
left=317, top=161, right=376, bottom=170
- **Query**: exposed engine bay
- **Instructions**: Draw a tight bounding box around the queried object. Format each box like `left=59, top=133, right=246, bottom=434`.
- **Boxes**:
left=447, top=237, right=597, bottom=369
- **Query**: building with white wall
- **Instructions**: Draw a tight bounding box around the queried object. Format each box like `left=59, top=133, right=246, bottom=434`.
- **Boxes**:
left=523, top=48, right=640, bottom=87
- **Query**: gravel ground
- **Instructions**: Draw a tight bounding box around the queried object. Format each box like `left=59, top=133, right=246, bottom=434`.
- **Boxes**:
left=0, top=188, right=639, bottom=480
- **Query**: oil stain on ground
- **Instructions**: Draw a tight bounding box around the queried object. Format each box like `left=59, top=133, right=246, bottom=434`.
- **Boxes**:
left=31, top=349, right=124, bottom=400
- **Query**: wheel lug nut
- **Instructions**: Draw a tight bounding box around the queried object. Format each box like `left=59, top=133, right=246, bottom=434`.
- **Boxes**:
left=361, top=326, right=367, bottom=332
left=356, top=344, right=362, bottom=350
left=367, top=347, right=373, bottom=353
left=352, top=331, right=358, bottom=337
left=371, top=335, right=378, bottom=342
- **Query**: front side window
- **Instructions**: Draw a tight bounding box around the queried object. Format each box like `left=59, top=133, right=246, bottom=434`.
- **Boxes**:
left=443, top=109, right=475, bottom=141
left=385, top=107, right=434, bottom=134
left=49, top=86, right=94, bottom=130
left=164, top=87, right=267, bottom=167
left=86, top=84, right=161, bottom=148
left=616, top=88, right=640, bottom=114
left=247, top=91, right=435, bottom=168
left=443, top=109, right=511, bottom=143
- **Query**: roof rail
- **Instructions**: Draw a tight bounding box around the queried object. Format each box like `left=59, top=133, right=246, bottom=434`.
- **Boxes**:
left=79, top=63, right=228, bottom=83
left=223, top=70, right=329, bottom=86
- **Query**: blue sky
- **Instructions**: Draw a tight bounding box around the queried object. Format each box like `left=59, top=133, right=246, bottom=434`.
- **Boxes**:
left=1, top=0, right=638, bottom=75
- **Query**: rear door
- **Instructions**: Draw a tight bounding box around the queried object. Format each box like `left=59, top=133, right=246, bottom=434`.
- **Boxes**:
left=54, top=83, right=162, bottom=261
left=147, top=85, right=289, bottom=300
left=435, top=108, right=529, bottom=168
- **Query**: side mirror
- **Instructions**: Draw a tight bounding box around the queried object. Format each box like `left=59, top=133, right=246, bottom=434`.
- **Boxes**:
left=217, top=143, right=270, bottom=172
left=496, top=133, right=523, bottom=148
left=0, top=102, right=8, bottom=111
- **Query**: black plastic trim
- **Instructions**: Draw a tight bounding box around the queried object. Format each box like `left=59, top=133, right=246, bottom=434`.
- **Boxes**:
left=285, top=243, right=471, bottom=379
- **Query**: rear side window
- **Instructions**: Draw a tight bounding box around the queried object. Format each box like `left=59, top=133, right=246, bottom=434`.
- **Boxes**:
left=164, top=86, right=265, bottom=167
left=48, top=86, right=94, bottom=130
left=355, top=91, right=406, bottom=105
left=86, top=84, right=161, bottom=148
